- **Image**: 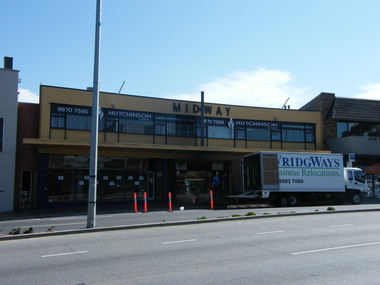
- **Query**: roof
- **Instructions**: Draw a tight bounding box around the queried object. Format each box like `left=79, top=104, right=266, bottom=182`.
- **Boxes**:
left=300, top=93, right=380, bottom=122
left=328, top=97, right=380, bottom=122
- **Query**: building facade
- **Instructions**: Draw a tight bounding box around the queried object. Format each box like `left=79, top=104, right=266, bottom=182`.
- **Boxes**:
left=300, top=92, right=380, bottom=195
left=0, top=57, right=19, bottom=212
left=22, top=85, right=323, bottom=208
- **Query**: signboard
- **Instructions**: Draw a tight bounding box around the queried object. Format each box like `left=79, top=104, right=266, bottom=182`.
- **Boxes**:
left=277, top=153, right=345, bottom=191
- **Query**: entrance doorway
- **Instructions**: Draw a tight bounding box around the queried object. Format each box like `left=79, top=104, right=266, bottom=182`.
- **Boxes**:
left=20, top=170, right=32, bottom=209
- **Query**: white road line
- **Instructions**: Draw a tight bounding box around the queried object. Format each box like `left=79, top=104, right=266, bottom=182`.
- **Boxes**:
left=291, top=241, right=380, bottom=255
left=162, top=239, right=197, bottom=245
left=330, top=224, right=354, bottom=228
left=41, top=251, right=88, bottom=258
left=256, top=230, right=284, bottom=235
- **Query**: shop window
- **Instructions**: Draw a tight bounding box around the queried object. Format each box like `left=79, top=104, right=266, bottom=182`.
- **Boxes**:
left=101, top=157, right=126, bottom=169
left=49, top=155, right=76, bottom=168
left=76, top=156, right=90, bottom=169
left=48, top=169, right=76, bottom=202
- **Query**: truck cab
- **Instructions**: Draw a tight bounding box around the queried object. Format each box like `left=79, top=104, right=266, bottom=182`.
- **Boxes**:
left=343, top=167, right=368, bottom=203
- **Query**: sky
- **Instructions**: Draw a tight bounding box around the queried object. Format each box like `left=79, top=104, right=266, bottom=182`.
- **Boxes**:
left=1, top=0, right=380, bottom=109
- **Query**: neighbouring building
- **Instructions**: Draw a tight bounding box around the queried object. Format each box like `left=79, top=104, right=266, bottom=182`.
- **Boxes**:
left=0, top=57, right=19, bottom=212
left=300, top=92, right=380, bottom=196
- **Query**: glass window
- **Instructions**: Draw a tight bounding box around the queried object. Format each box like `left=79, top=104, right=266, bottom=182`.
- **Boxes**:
left=104, top=118, right=118, bottom=132
left=49, top=155, right=76, bottom=169
left=337, top=122, right=348, bottom=137
left=247, top=127, right=270, bottom=141
left=50, top=104, right=92, bottom=130
left=282, top=124, right=304, bottom=142
left=235, top=128, right=246, bottom=140
left=347, top=170, right=353, bottom=180
left=155, top=123, right=166, bottom=135
left=337, top=121, right=380, bottom=138
left=101, top=157, right=126, bottom=169
left=305, top=125, right=315, bottom=142
left=354, top=170, right=365, bottom=183
left=48, top=169, right=75, bottom=202
left=66, top=114, right=92, bottom=130
left=208, top=125, right=233, bottom=139
left=51, top=113, right=65, bottom=128
left=76, top=156, right=90, bottom=169
left=165, top=115, right=196, bottom=137
left=119, top=118, right=153, bottom=135
left=348, top=122, right=360, bottom=136
left=271, top=125, right=281, bottom=141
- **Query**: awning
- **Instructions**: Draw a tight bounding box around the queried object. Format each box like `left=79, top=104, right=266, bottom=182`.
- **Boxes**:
left=365, top=163, right=380, bottom=174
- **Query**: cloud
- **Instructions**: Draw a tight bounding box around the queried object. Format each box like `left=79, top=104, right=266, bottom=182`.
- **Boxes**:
left=166, top=68, right=310, bottom=109
left=353, top=83, right=380, bottom=100
left=18, top=88, right=39, bottom=103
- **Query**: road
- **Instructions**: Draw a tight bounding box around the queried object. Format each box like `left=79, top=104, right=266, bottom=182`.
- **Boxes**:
left=1, top=211, right=380, bottom=284
left=1, top=201, right=380, bottom=235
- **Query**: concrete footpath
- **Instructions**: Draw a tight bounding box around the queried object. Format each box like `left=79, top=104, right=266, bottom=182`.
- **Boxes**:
left=1, top=198, right=380, bottom=241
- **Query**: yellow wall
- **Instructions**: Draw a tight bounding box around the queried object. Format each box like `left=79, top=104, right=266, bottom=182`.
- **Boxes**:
left=39, top=85, right=323, bottom=151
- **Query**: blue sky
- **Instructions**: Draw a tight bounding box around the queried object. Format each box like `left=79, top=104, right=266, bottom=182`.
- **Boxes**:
left=2, top=0, right=380, bottom=108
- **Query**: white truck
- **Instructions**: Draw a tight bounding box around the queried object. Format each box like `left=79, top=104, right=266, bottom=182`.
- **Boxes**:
left=240, top=151, right=368, bottom=206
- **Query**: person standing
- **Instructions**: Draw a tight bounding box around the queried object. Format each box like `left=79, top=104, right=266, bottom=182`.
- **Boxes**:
left=212, top=172, right=220, bottom=198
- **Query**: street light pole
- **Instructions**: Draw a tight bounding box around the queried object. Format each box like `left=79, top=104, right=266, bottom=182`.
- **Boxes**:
left=87, top=0, right=102, bottom=228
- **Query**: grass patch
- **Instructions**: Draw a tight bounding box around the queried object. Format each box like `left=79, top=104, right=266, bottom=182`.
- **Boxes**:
left=23, top=227, right=34, bottom=234
left=327, top=206, right=336, bottom=211
left=217, top=216, right=229, bottom=219
left=231, top=214, right=244, bottom=217
left=262, top=213, right=271, bottom=215
left=245, top=212, right=256, bottom=216
left=8, top=227, right=21, bottom=235
left=197, top=216, right=207, bottom=220
left=47, top=226, right=56, bottom=232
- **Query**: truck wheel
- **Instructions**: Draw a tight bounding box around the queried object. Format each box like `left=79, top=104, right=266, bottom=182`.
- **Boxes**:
left=287, top=195, right=298, bottom=207
left=351, top=192, right=362, bottom=204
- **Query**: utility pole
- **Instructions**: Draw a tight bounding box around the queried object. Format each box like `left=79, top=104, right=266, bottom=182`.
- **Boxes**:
left=200, top=91, right=205, bottom=147
left=87, top=0, right=102, bottom=228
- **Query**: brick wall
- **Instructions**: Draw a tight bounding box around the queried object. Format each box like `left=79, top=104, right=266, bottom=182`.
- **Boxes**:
left=14, top=103, right=40, bottom=209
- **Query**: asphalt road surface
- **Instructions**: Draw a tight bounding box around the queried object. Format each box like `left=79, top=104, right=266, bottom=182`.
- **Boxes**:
left=1, top=211, right=380, bottom=284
